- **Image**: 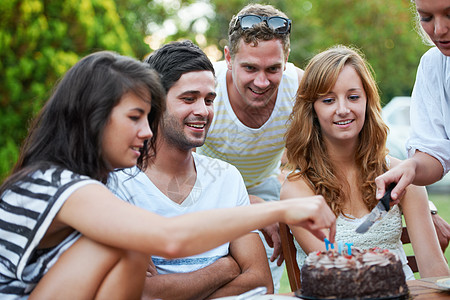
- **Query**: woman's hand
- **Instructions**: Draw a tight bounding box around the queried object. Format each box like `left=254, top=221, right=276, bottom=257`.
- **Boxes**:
left=375, top=159, right=415, bottom=203
left=282, top=196, right=336, bottom=243
left=375, top=151, right=444, bottom=203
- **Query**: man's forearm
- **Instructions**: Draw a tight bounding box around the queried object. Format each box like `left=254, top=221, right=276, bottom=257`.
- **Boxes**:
left=142, top=256, right=240, bottom=300
left=207, top=234, right=273, bottom=299
left=205, top=268, right=273, bottom=299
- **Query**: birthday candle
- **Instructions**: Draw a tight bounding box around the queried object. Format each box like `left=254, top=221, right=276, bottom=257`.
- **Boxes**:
left=324, top=238, right=331, bottom=251
left=338, top=241, right=343, bottom=254
left=345, top=242, right=353, bottom=255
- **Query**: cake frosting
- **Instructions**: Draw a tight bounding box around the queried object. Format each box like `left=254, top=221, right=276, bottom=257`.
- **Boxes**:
left=299, top=247, right=409, bottom=299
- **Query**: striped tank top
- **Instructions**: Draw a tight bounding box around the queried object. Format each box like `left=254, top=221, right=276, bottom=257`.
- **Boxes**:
left=0, top=166, right=98, bottom=299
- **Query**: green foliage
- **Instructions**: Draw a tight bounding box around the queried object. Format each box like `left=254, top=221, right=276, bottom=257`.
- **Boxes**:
left=115, top=0, right=205, bottom=59
left=300, top=0, right=429, bottom=103
left=0, top=0, right=136, bottom=181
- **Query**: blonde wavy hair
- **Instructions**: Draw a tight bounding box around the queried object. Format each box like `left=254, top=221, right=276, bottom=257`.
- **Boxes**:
left=285, top=45, right=389, bottom=216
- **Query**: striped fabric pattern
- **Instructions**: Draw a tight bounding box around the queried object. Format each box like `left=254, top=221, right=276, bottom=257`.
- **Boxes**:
left=198, top=61, right=299, bottom=189
left=0, top=166, right=98, bottom=299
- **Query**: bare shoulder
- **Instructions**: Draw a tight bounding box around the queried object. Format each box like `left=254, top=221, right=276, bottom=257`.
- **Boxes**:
left=280, top=173, right=315, bottom=199
left=58, top=182, right=128, bottom=224
left=70, top=182, right=114, bottom=199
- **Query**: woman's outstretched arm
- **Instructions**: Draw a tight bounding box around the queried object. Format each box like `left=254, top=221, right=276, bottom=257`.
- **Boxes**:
left=57, top=183, right=336, bottom=259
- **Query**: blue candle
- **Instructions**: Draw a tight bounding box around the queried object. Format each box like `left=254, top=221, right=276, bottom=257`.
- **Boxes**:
left=345, top=242, right=353, bottom=255
left=338, top=241, right=343, bottom=254
left=324, top=238, right=331, bottom=251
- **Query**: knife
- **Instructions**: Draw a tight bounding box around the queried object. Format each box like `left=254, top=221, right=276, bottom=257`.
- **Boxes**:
left=355, top=183, right=396, bottom=234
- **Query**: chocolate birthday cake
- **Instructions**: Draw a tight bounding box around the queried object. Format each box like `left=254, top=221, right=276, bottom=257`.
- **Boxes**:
left=299, top=247, right=409, bottom=299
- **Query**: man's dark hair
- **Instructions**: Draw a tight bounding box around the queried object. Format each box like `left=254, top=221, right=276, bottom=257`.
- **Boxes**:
left=144, top=40, right=215, bottom=93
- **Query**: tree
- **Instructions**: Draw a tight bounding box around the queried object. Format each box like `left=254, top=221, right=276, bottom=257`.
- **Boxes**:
left=0, top=0, right=137, bottom=180
left=115, top=0, right=215, bottom=59
left=298, top=0, right=429, bottom=103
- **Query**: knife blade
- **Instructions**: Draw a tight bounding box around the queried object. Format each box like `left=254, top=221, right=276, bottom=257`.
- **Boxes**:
left=355, top=183, right=396, bottom=234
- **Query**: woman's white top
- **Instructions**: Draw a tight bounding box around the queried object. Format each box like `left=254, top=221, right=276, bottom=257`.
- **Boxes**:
left=407, top=47, right=450, bottom=176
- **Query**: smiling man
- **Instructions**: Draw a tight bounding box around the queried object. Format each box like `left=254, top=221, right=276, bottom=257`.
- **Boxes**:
left=196, top=4, right=304, bottom=291
left=110, top=40, right=272, bottom=299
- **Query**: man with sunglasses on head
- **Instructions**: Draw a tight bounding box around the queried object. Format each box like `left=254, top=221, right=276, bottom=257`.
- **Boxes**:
left=197, top=4, right=303, bottom=292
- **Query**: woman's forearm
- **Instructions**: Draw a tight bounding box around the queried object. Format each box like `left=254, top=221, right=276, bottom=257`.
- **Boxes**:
left=410, top=151, right=444, bottom=186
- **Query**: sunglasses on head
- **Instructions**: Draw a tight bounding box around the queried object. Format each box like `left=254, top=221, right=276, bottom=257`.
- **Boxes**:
left=237, top=14, right=291, bottom=34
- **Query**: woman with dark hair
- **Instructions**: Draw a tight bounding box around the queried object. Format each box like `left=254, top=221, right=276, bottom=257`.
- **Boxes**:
left=281, top=45, right=449, bottom=279
left=0, top=51, right=336, bottom=299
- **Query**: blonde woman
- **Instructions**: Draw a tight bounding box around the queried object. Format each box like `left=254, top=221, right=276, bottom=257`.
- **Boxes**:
left=281, top=45, right=449, bottom=279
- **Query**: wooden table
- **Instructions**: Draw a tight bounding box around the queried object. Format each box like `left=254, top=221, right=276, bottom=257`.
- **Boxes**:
left=407, top=276, right=450, bottom=299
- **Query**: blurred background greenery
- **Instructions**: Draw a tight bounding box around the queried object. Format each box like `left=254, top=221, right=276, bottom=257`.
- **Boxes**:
left=0, top=0, right=430, bottom=181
